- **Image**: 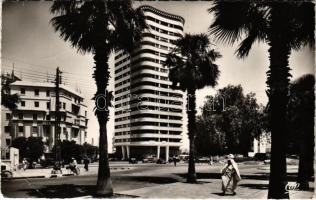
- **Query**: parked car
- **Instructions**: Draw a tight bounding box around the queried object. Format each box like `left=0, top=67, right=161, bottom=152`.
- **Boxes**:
left=264, top=159, right=270, bottom=165
left=1, top=163, right=13, bottom=179
left=179, top=154, right=189, bottom=162
left=168, top=156, right=180, bottom=163
left=129, top=158, right=138, bottom=164
left=196, top=157, right=210, bottom=163
left=156, top=158, right=166, bottom=164
left=142, top=156, right=156, bottom=163
left=40, top=158, right=55, bottom=168
left=254, top=153, right=270, bottom=161
left=109, top=157, right=119, bottom=161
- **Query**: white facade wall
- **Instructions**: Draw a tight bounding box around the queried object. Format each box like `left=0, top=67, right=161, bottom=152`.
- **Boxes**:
left=113, top=5, right=185, bottom=161
left=1, top=81, right=88, bottom=153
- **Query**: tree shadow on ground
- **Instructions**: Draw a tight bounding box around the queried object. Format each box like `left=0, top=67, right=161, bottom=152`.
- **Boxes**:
left=174, top=173, right=221, bottom=180
left=239, top=183, right=269, bottom=190
left=18, top=176, right=179, bottom=198
left=20, top=184, right=138, bottom=198
left=175, top=172, right=310, bottom=182
left=124, top=176, right=178, bottom=184
left=211, top=192, right=236, bottom=196
left=177, top=173, right=269, bottom=180
left=21, top=184, right=95, bottom=198
left=253, top=172, right=314, bottom=182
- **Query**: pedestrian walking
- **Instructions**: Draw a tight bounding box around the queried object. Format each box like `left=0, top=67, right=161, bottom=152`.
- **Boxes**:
left=220, top=154, right=241, bottom=195
left=67, top=157, right=79, bottom=175
left=52, top=161, right=62, bottom=174
left=22, top=158, right=28, bottom=171
left=173, top=155, right=177, bottom=166
left=84, top=156, right=89, bottom=171
left=209, top=156, right=213, bottom=165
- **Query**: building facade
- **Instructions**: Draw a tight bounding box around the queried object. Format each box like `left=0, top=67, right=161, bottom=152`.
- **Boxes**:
left=1, top=81, right=88, bottom=158
left=113, top=5, right=185, bottom=161
left=249, top=133, right=271, bottom=157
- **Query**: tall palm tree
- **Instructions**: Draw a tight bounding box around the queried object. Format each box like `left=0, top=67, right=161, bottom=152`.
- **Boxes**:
left=288, top=74, right=314, bottom=190
left=50, top=1, right=146, bottom=196
left=208, top=1, right=314, bottom=198
left=164, top=33, right=221, bottom=183
left=1, top=71, right=20, bottom=110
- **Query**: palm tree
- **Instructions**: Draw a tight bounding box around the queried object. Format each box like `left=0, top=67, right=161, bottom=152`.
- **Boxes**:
left=288, top=74, right=314, bottom=190
left=1, top=71, right=20, bottom=110
left=50, top=1, right=146, bottom=196
left=208, top=1, right=314, bottom=198
left=164, top=33, right=221, bottom=183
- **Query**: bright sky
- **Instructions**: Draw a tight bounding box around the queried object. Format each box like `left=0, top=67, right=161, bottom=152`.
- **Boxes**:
left=2, top=1, right=314, bottom=152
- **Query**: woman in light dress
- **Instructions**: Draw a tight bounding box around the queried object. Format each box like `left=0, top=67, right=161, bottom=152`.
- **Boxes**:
left=220, top=154, right=241, bottom=195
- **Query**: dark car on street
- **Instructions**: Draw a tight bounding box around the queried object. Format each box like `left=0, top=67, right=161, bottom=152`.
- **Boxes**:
left=142, top=156, right=156, bottom=163
left=254, top=153, right=270, bottom=161
left=40, top=158, right=55, bottom=168
left=129, top=158, right=138, bottom=164
left=196, top=157, right=210, bottom=163
left=168, top=156, right=180, bottom=163
left=156, top=158, right=166, bottom=164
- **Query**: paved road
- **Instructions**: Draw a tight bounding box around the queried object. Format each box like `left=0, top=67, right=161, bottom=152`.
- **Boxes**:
left=2, top=163, right=309, bottom=198
left=2, top=163, right=183, bottom=198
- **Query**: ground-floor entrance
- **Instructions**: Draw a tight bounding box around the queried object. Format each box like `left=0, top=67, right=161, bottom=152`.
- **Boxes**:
left=116, top=145, right=180, bottom=161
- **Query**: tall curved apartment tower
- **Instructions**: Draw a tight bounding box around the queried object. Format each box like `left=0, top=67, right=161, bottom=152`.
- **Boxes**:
left=113, top=5, right=184, bottom=161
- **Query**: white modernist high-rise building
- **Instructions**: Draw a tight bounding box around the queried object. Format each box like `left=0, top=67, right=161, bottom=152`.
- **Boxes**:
left=113, top=5, right=185, bottom=161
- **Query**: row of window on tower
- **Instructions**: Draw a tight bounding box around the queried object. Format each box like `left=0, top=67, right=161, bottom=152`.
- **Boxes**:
left=145, top=15, right=183, bottom=31
left=114, top=90, right=183, bottom=104
left=115, top=114, right=182, bottom=122
left=114, top=138, right=181, bottom=143
left=114, top=130, right=181, bottom=136
left=115, top=64, right=169, bottom=82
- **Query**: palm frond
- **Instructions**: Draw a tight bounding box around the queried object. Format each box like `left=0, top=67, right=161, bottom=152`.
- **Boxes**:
left=290, top=74, right=315, bottom=93
left=165, top=34, right=221, bottom=91
left=208, top=1, right=252, bottom=45
left=50, top=0, right=83, bottom=16
left=108, top=1, right=147, bottom=53
left=288, top=1, right=315, bottom=50
left=207, top=49, right=222, bottom=61
left=235, top=31, right=257, bottom=58
left=209, top=0, right=268, bottom=56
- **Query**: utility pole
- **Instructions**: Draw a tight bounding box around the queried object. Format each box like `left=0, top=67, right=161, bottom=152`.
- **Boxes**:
left=54, top=67, right=62, bottom=165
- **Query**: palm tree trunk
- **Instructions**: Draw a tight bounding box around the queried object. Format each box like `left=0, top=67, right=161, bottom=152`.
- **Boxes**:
left=267, top=5, right=291, bottom=198
left=297, top=119, right=314, bottom=190
left=297, top=139, right=309, bottom=190
left=187, top=88, right=197, bottom=183
left=94, top=47, right=113, bottom=196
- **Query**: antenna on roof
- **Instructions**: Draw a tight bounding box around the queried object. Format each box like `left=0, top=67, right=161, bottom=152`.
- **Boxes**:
left=12, top=63, right=15, bottom=78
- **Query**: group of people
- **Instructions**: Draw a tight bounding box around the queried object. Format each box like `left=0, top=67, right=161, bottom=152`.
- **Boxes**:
left=21, top=158, right=36, bottom=170
left=51, top=157, right=90, bottom=175
left=23, top=156, right=90, bottom=176
left=66, top=157, right=90, bottom=174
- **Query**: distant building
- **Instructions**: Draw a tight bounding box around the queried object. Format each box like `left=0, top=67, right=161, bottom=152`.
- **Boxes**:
left=113, top=5, right=185, bottom=161
left=249, top=132, right=271, bottom=157
left=1, top=81, right=88, bottom=158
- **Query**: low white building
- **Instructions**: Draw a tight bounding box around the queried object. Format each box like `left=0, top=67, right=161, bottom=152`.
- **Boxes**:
left=249, top=132, right=271, bottom=157
left=1, top=81, right=88, bottom=157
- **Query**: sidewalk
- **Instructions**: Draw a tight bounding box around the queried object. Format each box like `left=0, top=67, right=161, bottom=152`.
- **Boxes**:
left=11, top=165, right=130, bottom=179
left=117, top=179, right=314, bottom=199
